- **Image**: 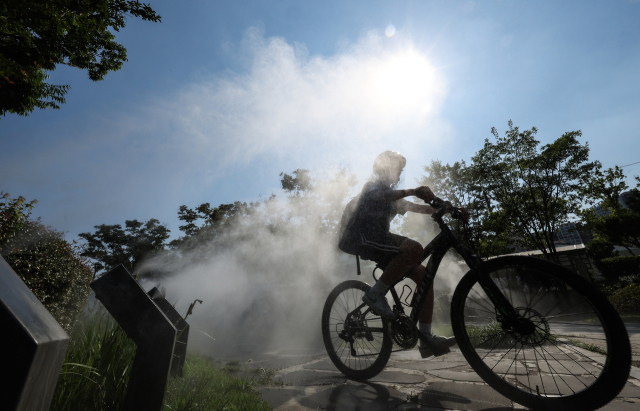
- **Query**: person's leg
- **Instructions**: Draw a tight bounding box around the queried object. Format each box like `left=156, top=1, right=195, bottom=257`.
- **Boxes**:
left=407, top=265, right=434, bottom=324
left=363, top=238, right=422, bottom=319
left=379, top=239, right=423, bottom=286
left=407, top=266, right=455, bottom=357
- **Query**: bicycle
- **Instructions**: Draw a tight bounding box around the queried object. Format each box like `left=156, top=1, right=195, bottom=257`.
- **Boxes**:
left=321, top=197, right=632, bottom=411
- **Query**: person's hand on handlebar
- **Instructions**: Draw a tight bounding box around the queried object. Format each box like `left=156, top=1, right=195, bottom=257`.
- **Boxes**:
left=414, top=186, right=435, bottom=203
left=459, top=207, right=470, bottom=223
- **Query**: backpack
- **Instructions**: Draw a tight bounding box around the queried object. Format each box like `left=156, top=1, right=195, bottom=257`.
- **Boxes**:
left=337, top=193, right=362, bottom=255
left=338, top=193, right=364, bottom=275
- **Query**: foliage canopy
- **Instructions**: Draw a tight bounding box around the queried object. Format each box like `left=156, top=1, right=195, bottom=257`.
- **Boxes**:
left=417, top=121, right=599, bottom=260
left=78, top=218, right=170, bottom=276
left=0, top=0, right=161, bottom=117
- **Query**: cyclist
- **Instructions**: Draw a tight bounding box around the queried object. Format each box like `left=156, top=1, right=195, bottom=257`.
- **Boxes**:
left=339, top=150, right=459, bottom=357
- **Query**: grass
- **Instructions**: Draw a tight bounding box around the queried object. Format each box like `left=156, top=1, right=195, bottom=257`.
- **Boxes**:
left=444, top=320, right=609, bottom=356
left=50, top=307, right=273, bottom=411
left=162, top=355, right=272, bottom=411
left=50, top=315, right=136, bottom=411
left=429, top=323, right=514, bottom=349
left=566, top=339, right=608, bottom=356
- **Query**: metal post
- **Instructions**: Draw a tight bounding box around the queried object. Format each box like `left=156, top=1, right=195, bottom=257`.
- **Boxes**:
left=147, top=287, right=190, bottom=377
left=0, top=256, right=70, bottom=411
left=91, top=265, right=176, bottom=411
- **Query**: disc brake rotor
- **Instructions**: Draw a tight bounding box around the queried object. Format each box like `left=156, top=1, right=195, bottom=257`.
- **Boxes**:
left=509, top=307, right=550, bottom=347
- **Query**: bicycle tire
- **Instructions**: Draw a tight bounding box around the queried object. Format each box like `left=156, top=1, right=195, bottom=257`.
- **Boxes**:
left=451, top=256, right=631, bottom=411
left=321, top=280, right=393, bottom=381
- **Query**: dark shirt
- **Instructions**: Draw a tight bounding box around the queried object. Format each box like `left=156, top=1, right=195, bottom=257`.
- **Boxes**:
left=352, top=181, right=411, bottom=234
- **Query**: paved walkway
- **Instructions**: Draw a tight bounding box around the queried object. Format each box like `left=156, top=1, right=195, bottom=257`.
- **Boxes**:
left=246, top=323, right=640, bottom=410
left=257, top=347, right=640, bottom=411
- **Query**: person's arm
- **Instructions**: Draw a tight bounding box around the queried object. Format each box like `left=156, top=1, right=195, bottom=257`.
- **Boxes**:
left=369, top=186, right=435, bottom=203
left=404, top=202, right=437, bottom=215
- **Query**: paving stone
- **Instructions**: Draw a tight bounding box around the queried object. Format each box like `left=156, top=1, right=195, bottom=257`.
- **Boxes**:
left=425, top=369, right=486, bottom=383
left=389, top=360, right=467, bottom=372
left=303, top=359, right=339, bottom=371
left=477, top=347, right=577, bottom=361
left=514, top=374, right=597, bottom=395
left=301, top=361, right=425, bottom=384
left=280, top=370, right=347, bottom=386
left=416, top=381, right=512, bottom=410
left=239, top=354, right=325, bottom=372
left=275, top=348, right=327, bottom=356
left=258, top=387, right=305, bottom=409
left=370, top=370, right=425, bottom=384
left=599, top=399, right=640, bottom=411
left=296, top=382, right=407, bottom=410
left=390, top=349, right=466, bottom=362
left=618, top=381, right=640, bottom=398
left=536, top=359, right=601, bottom=374
left=483, top=360, right=528, bottom=375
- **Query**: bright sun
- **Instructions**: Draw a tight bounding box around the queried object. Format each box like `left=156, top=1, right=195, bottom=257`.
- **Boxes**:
left=371, top=51, right=440, bottom=116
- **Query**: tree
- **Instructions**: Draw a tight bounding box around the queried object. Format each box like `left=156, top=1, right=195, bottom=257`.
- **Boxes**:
left=468, top=121, right=599, bottom=260
left=1, top=0, right=161, bottom=117
left=169, top=201, right=262, bottom=250
left=581, top=168, right=640, bottom=255
left=79, top=218, right=170, bottom=276
left=410, top=160, right=513, bottom=258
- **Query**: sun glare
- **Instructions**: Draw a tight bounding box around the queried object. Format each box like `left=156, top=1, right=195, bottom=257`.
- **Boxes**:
left=371, top=51, right=440, bottom=115
left=385, top=25, right=396, bottom=37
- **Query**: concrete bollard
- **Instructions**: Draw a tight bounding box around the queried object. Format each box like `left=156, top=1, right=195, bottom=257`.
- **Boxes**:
left=91, top=265, right=176, bottom=411
left=147, top=287, right=190, bottom=377
left=0, top=255, right=70, bottom=411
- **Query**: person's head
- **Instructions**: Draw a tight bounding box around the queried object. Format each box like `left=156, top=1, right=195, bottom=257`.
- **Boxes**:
left=372, top=150, right=406, bottom=187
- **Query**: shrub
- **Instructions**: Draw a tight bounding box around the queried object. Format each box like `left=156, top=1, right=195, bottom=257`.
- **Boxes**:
left=0, top=192, right=37, bottom=248
left=2, top=220, right=93, bottom=332
left=596, top=255, right=640, bottom=280
left=608, top=284, right=640, bottom=314
left=586, top=237, right=618, bottom=261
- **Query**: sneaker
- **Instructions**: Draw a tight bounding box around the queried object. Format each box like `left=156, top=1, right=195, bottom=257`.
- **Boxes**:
left=418, top=333, right=456, bottom=358
left=362, top=290, right=396, bottom=320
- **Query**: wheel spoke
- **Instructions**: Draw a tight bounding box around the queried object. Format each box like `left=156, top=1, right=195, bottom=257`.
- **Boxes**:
left=322, top=282, right=391, bottom=378
left=452, top=258, right=629, bottom=409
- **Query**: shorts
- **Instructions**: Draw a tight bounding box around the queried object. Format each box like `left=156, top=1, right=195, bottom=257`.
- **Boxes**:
left=355, top=230, right=407, bottom=269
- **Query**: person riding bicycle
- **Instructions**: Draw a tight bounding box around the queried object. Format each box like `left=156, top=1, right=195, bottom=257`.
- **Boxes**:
left=339, top=150, right=459, bottom=358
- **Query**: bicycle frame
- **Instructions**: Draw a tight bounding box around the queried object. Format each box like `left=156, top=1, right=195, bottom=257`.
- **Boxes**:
left=344, top=202, right=536, bottom=353
left=385, top=208, right=536, bottom=338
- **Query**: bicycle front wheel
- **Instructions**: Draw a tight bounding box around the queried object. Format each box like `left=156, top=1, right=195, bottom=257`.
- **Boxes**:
left=321, top=280, right=393, bottom=381
left=451, top=256, right=631, bottom=411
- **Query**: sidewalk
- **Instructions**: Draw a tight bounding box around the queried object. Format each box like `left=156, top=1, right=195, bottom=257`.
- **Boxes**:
left=257, top=343, right=640, bottom=411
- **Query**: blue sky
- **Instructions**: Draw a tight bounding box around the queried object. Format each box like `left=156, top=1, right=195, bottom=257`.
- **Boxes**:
left=2, top=0, right=640, bottom=241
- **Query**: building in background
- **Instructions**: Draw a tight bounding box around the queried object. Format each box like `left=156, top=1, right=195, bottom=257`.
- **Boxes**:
left=554, top=222, right=594, bottom=246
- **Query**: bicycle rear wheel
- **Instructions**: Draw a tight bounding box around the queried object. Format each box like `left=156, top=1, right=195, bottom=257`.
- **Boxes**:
left=321, top=280, right=392, bottom=381
left=451, top=256, right=631, bottom=411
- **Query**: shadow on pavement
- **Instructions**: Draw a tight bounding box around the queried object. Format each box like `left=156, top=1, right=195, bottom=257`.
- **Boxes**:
left=298, top=381, right=406, bottom=410
left=414, top=381, right=512, bottom=411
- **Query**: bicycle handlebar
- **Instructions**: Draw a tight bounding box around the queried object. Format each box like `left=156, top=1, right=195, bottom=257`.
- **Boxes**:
left=428, top=196, right=466, bottom=221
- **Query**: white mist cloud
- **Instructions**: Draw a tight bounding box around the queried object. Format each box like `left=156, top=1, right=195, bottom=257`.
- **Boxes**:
left=0, top=27, right=450, bottom=239
left=139, top=169, right=359, bottom=356
left=155, top=27, right=448, bottom=172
